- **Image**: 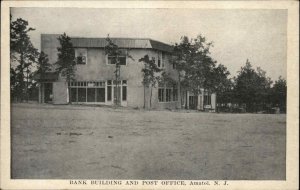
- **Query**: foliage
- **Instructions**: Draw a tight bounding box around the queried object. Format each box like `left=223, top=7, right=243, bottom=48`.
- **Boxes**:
left=104, top=35, right=133, bottom=106
left=55, top=33, right=76, bottom=82
left=234, top=59, right=273, bottom=112
left=159, top=71, right=177, bottom=86
left=10, top=16, right=39, bottom=102
left=211, top=64, right=233, bottom=108
left=172, top=35, right=216, bottom=96
left=139, top=55, right=162, bottom=108
left=271, top=76, right=287, bottom=112
left=55, top=33, right=76, bottom=103
left=36, top=51, right=51, bottom=75
left=171, top=34, right=284, bottom=113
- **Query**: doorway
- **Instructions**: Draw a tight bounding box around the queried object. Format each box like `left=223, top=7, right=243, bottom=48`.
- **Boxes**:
left=44, top=83, right=53, bottom=103
left=189, top=95, right=198, bottom=110
left=113, top=86, right=121, bottom=105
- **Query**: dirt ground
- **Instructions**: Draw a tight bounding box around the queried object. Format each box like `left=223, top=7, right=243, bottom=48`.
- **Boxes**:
left=11, top=103, right=286, bottom=180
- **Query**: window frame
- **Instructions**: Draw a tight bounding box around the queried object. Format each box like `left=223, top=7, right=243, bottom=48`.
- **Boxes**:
left=75, top=48, right=87, bottom=65
left=106, top=49, right=127, bottom=66
left=68, top=81, right=106, bottom=103
left=166, top=88, right=172, bottom=102
left=158, top=82, right=179, bottom=103
left=157, top=51, right=164, bottom=68
left=204, top=94, right=211, bottom=106
left=158, top=88, right=165, bottom=102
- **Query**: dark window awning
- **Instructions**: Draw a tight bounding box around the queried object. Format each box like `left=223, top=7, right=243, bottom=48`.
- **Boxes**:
left=33, top=72, right=59, bottom=82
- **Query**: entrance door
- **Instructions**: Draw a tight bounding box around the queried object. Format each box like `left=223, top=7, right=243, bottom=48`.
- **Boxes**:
left=44, top=83, right=53, bottom=103
left=189, top=95, right=198, bottom=110
left=114, top=86, right=121, bottom=105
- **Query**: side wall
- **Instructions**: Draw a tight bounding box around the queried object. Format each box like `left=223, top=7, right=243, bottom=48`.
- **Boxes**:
left=53, top=82, right=68, bottom=104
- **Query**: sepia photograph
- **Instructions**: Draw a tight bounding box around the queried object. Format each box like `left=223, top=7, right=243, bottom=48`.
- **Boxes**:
left=1, top=1, right=299, bottom=190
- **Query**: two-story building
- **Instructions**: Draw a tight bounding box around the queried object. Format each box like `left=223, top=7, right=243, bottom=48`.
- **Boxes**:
left=35, top=34, right=216, bottom=110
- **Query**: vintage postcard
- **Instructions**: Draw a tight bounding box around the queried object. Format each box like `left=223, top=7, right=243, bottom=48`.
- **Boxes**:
left=1, top=1, right=299, bottom=189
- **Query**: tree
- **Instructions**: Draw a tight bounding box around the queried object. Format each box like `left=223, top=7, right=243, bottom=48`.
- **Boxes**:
left=104, top=35, right=133, bottom=106
left=171, top=36, right=191, bottom=108
left=255, top=67, right=273, bottom=109
left=10, top=17, right=39, bottom=102
left=139, top=55, right=162, bottom=109
left=210, top=63, right=232, bottom=111
left=104, top=36, right=122, bottom=106
left=10, top=67, right=18, bottom=101
left=172, top=35, right=216, bottom=109
left=36, top=51, right=51, bottom=75
left=234, top=59, right=273, bottom=112
left=271, top=76, right=286, bottom=112
left=55, top=33, right=76, bottom=103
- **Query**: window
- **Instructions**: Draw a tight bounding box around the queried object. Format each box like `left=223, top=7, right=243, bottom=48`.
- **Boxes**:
left=107, top=55, right=117, bottom=65
left=162, top=53, right=165, bottom=68
left=158, top=88, right=164, bottom=102
left=122, top=86, right=126, bottom=101
left=68, top=81, right=105, bottom=103
left=78, top=88, right=86, bottom=102
left=107, top=49, right=126, bottom=65
left=158, top=83, right=179, bottom=103
left=166, top=88, right=172, bottom=102
left=122, top=80, right=127, bottom=101
left=157, top=52, right=164, bottom=68
left=173, top=86, right=178, bottom=101
left=70, top=88, right=77, bottom=102
left=96, top=88, right=105, bottom=102
left=77, top=55, right=86, bottom=65
left=158, top=53, right=161, bottom=68
left=87, top=88, right=96, bottom=102
left=204, top=95, right=211, bottom=105
left=119, top=57, right=126, bottom=65
left=107, top=81, right=112, bottom=101
left=75, top=48, right=87, bottom=65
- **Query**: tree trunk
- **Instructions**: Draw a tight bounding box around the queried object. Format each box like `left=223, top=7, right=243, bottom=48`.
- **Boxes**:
left=143, top=85, right=145, bottom=109
left=26, top=68, right=29, bottom=102
left=150, top=86, right=152, bottom=109
left=185, top=90, right=188, bottom=109
left=203, top=88, right=206, bottom=111
left=177, top=72, right=182, bottom=109
left=68, top=80, right=72, bottom=104
left=216, top=92, right=219, bottom=113
left=20, top=52, right=25, bottom=102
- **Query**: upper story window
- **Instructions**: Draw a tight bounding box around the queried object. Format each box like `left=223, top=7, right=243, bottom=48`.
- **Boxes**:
left=75, top=48, right=87, bottom=65
left=162, top=52, right=165, bottom=68
left=157, top=52, right=164, bottom=68
left=107, top=49, right=127, bottom=66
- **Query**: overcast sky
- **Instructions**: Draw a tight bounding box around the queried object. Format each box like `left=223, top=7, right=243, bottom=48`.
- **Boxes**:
left=11, top=8, right=287, bottom=81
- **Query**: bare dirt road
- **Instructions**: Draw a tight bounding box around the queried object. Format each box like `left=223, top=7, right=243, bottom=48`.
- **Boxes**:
left=11, top=103, right=286, bottom=179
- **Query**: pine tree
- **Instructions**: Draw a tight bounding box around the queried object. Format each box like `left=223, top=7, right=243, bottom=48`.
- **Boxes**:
left=55, top=33, right=76, bottom=103
left=10, top=17, right=39, bottom=102
left=37, top=51, right=51, bottom=75
left=104, top=35, right=133, bottom=106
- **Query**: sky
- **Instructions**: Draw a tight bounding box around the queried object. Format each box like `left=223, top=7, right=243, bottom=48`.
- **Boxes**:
left=11, top=8, right=287, bottom=81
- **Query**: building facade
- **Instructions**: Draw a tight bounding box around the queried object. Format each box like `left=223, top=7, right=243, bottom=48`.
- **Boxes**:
left=37, top=34, right=216, bottom=110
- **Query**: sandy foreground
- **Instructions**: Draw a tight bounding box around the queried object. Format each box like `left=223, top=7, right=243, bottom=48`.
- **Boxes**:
left=11, top=103, right=286, bottom=180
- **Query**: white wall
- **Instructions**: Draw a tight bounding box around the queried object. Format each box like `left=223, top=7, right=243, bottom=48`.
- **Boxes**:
left=53, top=82, right=68, bottom=104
